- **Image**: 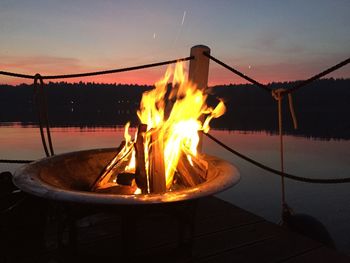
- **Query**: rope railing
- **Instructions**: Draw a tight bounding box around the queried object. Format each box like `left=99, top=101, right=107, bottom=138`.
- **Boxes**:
left=0, top=55, right=194, bottom=165
left=204, top=132, right=350, bottom=184
left=0, top=56, right=193, bottom=80
left=204, top=51, right=350, bottom=95
left=1, top=50, right=350, bottom=186
left=202, top=51, right=350, bottom=187
left=283, top=57, right=350, bottom=95
left=203, top=52, right=271, bottom=93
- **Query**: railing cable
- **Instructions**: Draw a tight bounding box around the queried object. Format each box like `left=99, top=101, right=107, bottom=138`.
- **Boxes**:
left=203, top=52, right=271, bottom=93
left=204, top=52, right=350, bottom=96
left=204, top=132, right=350, bottom=184
left=0, top=56, right=193, bottom=80
left=0, top=71, right=34, bottom=79
left=1, top=51, right=350, bottom=185
left=284, top=57, right=350, bottom=95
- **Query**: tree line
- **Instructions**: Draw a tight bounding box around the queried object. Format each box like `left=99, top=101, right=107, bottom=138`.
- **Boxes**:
left=0, top=78, right=349, bottom=139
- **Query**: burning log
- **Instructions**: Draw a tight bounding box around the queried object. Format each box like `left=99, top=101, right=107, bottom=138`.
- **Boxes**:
left=95, top=184, right=137, bottom=195
left=176, top=150, right=207, bottom=187
left=134, top=124, right=148, bottom=193
left=149, top=129, right=166, bottom=193
left=116, top=173, right=135, bottom=186
left=190, top=152, right=209, bottom=180
left=87, top=59, right=225, bottom=194
left=90, top=140, right=133, bottom=191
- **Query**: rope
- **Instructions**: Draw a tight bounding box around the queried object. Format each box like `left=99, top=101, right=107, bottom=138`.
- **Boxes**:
left=0, top=56, right=193, bottom=80
left=0, top=159, right=33, bottom=164
left=278, top=90, right=286, bottom=205
left=204, top=132, right=350, bottom=184
left=287, top=93, right=298, bottom=129
left=203, top=52, right=271, bottom=93
left=0, top=71, right=34, bottom=79
left=1, top=51, right=349, bottom=186
left=34, top=74, right=54, bottom=157
left=272, top=89, right=287, bottom=209
left=204, top=52, right=350, bottom=96
left=283, top=57, right=350, bottom=95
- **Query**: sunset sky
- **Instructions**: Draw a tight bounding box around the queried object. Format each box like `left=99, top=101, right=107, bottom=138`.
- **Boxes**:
left=1, top=0, right=349, bottom=86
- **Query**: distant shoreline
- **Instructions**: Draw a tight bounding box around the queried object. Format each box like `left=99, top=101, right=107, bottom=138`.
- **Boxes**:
left=1, top=78, right=349, bottom=140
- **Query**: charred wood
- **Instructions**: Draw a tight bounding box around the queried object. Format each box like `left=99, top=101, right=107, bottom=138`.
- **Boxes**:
left=91, top=140, right=133, bottom=191
left=134, top=124, right=148, bottom=193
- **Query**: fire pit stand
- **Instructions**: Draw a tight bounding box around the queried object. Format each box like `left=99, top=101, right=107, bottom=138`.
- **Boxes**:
left=13, top=148, right=239, bottom=204
left=13, top=147, right=239, bottom=259
left=55, top=199, right=198, bottom=258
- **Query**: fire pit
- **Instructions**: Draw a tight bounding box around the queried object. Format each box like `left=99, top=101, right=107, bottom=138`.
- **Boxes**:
left=13, top=147, right=239, bottom=205
left=14, top=60, right=240, bottom=205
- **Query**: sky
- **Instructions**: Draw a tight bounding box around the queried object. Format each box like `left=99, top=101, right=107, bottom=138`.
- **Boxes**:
left=0, top=0, right=349, bottom=86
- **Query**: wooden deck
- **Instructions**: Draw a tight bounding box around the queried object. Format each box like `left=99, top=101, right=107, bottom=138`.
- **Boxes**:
left=2, top=196, right=350, bottom=262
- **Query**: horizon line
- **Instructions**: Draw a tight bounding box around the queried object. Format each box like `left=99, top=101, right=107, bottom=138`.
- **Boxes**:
left=1, top=76, right=349, bottom=88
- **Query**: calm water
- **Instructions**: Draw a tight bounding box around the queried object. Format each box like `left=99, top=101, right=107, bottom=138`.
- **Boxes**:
left=1, top=124, right=350, bottom=254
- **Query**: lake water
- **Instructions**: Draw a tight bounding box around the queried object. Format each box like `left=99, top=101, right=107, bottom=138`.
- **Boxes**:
left=1, top=124, right=349, bottom=254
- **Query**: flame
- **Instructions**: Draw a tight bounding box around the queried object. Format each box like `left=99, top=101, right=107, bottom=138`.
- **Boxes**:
left=96, top=62, right=226, bottom=193
left=124, top=150, right=135, bottom=173
left=135, top=62, right=225, bottom=189
left=124, top=122, right=132, bottom=144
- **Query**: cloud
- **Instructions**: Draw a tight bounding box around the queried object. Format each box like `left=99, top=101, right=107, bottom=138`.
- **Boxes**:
left=0, top=55, right=83, bottom=71
left=0, top=55, right=89, bottom=84
left=0, top=54, right=166, bottom=85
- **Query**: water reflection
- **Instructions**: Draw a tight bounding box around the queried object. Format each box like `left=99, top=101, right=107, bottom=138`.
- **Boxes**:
left=1, top=124, right=349, bottom=254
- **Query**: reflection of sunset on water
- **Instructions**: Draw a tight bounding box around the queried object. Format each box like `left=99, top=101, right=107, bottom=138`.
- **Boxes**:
left=1, top=124, right=350, bottom=252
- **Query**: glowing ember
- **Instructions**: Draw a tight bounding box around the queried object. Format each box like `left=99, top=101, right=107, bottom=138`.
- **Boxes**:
left=92, top=62, right=225, bottom=194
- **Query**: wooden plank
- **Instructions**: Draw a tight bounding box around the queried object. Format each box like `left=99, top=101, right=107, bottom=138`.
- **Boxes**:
left=43, top=197, right=350, bottom=263
left=282, top=246, right=350, bottom=263
left=195, top=197, right=263, bottom=221
left=197, top=233, right=324, bottom=263
left=76, top=197, right=264, bottom=247
left=194, top=210, right=264, bottom=237
left=138, top=221, right=276, bottom=258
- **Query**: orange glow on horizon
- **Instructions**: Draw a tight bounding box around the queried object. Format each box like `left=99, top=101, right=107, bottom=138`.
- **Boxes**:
left=1, top=60, right=349, bottom=86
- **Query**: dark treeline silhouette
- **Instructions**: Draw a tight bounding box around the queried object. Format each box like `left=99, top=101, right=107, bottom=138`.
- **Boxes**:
left=0, top=78, right=349, bottom=139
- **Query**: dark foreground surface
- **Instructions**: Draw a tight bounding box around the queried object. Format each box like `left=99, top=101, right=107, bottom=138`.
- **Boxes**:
left=1, top=184, right=349, bottom=263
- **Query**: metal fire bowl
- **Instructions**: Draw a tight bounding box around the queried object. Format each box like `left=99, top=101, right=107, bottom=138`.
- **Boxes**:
left=13, top=148, right=240, bottom=205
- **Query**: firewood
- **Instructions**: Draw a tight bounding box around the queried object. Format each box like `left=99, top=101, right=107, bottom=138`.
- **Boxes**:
left=134, top=124, right=148, bottom=193
left=188, top=152, right=208, bottom=180
left=95, top=185, right=137, bottom=195
left=149, top=129, right=166, bottom=193
left=116, top=173, right=135, bottom=186
left=90, top=140, right=133, bottom=191
left=176, top=150, right=207, bottom=187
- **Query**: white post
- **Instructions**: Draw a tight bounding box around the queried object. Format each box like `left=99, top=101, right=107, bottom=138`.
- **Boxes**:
left=188, top=45, right=211, bottom=152
left=188, top=45, right=211, bottom=90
